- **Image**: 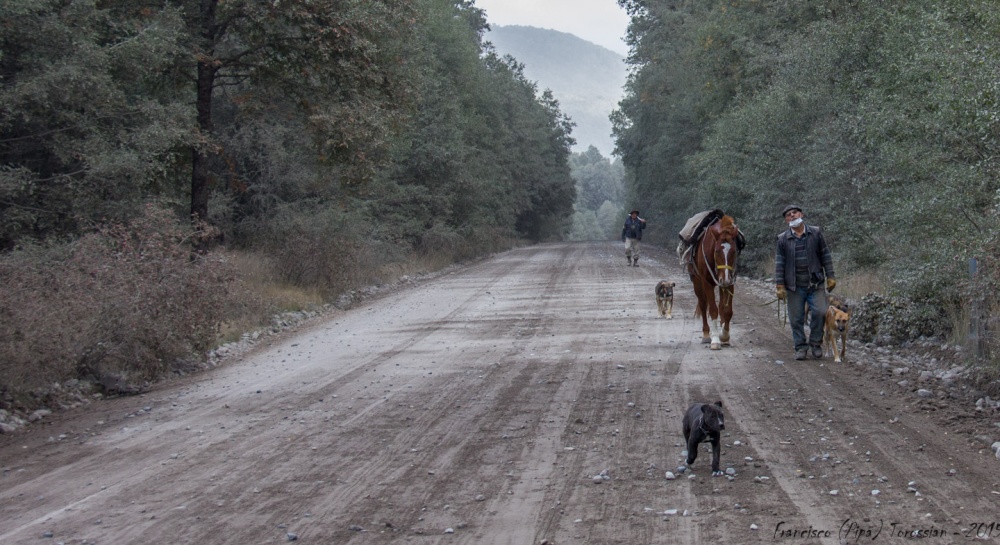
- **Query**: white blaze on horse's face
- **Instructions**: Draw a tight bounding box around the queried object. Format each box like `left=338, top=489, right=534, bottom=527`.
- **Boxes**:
left=716, top=241, right=734, bottom=287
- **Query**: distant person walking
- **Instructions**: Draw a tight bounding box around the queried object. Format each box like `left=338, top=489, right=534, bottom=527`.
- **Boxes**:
left=775, top=205, right=836, bottom=361
left=622, top=210, right=646, bottom=266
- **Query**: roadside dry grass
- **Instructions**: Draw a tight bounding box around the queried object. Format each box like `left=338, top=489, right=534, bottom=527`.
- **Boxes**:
left=215, top=251, right=323, bottom=345
left=752, top=254, right=884, bottom=301
left=836, top=268, right=884, bottom=301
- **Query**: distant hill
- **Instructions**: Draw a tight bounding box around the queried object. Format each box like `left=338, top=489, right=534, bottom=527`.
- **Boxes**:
left=486, top=25, right=627, bottom=158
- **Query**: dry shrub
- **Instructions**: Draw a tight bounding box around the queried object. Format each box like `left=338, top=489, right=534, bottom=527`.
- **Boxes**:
left=214, top=250, right=326, bottom=344
left=962, top=295, right=1000, bottom=397
left=417, top=223, right=516, bottom=263
left=752, top=255, right=884, bottom=302
left=0, top=205, right=240, bottom=395
left=244, top=205, right=365, bottom=295
left=851, top=292, right=944, bottom=345
left=409, top=250, right=454, bottom=275
left=837, top=269, right=884, bottom=301
left=457, top=225, right=519, bottom=259
left=223, top=251, right=322, bottom=311
left=753, top=254, right=776, bottom=279
left=242, top=205, right=418, bottom=295
left=0, top=243, right=93, bottom=392
left=955, top=254, right=1000, bottom=389
left=418, top=224, right=466, bottom=259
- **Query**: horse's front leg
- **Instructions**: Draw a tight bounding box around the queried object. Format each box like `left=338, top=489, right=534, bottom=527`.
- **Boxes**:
left=706, top=289, right=722, bottom=350
left=690, top=278, right=711, bottom=344
left=720, top=286, right=734, bottom=346
left=699, top=291, right=712, bottom=345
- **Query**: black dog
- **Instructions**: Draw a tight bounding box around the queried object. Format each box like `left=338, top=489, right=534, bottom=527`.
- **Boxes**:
left=682, top=401, right=726, bottom=476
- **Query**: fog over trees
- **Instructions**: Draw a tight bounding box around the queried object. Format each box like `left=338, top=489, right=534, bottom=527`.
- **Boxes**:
left=486, top=24, right=626, bottom=158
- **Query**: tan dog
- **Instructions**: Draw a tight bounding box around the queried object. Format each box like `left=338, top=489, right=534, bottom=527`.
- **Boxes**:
left=823, top=294, right=851, bottom=362
left=655, top=281, right=675, bottom=319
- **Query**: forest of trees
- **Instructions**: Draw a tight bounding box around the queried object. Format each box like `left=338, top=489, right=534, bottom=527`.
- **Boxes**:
left=4, top=0, right=1000, bottom=402
left=614, top=0, right=1000, bottom=358
left=0, top=0, right=576, bottom=396
left=567, top=146, right=626, bottom=241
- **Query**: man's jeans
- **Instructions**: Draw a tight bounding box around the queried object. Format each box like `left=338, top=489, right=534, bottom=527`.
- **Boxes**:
left=786, top=286, right=827, bottom=350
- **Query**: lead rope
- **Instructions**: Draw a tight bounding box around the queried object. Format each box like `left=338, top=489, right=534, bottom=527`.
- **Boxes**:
left=701, top=242, right=724, bottom=287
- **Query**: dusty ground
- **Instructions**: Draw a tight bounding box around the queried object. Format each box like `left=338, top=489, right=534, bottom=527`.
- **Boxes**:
left=2, top=241, right=999, bottom=545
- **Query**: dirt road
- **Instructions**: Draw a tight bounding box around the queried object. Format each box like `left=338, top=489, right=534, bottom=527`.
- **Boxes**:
left=2, top=242, right=999, bottom=544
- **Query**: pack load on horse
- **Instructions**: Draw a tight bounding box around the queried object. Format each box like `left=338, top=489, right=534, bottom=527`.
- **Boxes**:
left=677, top=209, right=725, bottom=264
left=680, top=210, right=745, bottom=349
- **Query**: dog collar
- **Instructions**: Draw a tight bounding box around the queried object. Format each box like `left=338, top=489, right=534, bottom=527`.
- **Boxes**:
left=695, top=415, right=711, bottom=434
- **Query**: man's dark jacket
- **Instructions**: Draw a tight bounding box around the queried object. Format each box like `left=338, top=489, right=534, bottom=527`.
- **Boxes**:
left=622, top=217, right=645, bottom=241
left=774, top=225, right=835, bottom=291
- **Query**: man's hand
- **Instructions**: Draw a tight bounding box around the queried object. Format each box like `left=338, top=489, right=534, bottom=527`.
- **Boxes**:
left=776, top=285, right=786, bottom=301
left=826, top=278, right=836, bottom=292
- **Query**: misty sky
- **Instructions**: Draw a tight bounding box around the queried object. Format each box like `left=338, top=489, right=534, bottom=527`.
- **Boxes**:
left=474, top=0, right=631, bottom=56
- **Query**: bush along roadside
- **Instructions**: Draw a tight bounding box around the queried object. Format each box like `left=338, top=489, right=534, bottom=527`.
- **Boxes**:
left=0, top=262, right=448, bottom=434
left=741, top=277, right=1000, bottom=419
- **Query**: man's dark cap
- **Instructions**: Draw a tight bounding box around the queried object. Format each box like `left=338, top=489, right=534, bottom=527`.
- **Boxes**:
left=781, top=205, right=803, bottom=217
left=630, top=210, right=640, bottom=215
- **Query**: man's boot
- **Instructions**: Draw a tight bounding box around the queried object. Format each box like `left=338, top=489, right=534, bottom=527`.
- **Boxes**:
left=633, top=257, right=639, bottom=267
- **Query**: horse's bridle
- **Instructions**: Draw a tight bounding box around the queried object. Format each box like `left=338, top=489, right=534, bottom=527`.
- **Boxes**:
left=700, top=239, right=737, bottom=288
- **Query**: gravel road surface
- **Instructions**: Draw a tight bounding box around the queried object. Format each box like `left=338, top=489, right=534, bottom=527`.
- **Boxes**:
left=2, top=242, right=999, bottom=544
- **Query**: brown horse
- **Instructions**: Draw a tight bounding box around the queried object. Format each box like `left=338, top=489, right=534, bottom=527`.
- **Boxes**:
left=687, top=215, right=740, bottom=349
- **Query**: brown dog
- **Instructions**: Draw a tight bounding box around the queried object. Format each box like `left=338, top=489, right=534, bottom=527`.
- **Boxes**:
left=655, top=281, right=675, bottom=319
left=823, top=294, right=851, bottom=362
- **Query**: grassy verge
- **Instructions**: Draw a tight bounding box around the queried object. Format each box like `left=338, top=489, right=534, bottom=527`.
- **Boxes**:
left=0, top=208, right=516, bottom=413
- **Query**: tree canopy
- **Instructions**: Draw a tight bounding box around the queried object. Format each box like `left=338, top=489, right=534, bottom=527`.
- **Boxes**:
left=0, top=0, right=577, bottom=250
left=614, top=0, right=1000, bottom=310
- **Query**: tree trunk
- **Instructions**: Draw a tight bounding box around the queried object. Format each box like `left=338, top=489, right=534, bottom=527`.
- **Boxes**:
left=191, top=0, right=219, bottom=224
left=191, top=59, right=215, bottom=223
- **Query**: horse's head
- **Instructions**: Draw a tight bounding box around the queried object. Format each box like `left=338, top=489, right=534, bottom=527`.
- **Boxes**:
left=712, top=216, right=739, bottom=287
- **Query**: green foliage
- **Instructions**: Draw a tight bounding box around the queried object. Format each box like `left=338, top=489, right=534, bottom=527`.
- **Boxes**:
left=0, top=0, right=191, bottom=247
left=571, top=146, right=625, bottom=210
left=851, top=293, right=944, bottom=344
left=615, top=0, right=1000, bottom=342
left=2, top=0, right=577, bottom=249
left=379, top=0, right=577, bottom=244
left=0, top=0, right=581, bottom=404
left=568, top=146, right=625, bottom=240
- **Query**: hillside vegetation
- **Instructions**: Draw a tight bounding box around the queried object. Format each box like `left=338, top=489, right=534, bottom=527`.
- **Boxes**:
left=615, top=0, right=1000, bottom=370
left=0, top=0, right=576, bottom=402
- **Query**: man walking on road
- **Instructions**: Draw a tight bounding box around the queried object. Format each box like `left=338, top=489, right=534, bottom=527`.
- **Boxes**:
left=775, top=205, right=836, bottom=361
left=622, top=210, right=646, bottom=267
